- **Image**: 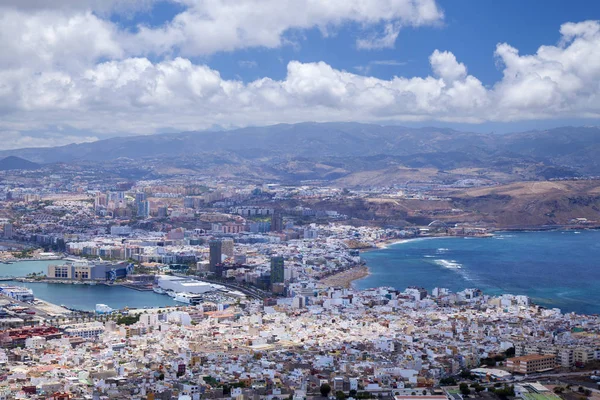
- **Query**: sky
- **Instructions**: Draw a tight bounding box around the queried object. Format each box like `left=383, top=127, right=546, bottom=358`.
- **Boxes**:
left=1, top=0, right=600, bottom=149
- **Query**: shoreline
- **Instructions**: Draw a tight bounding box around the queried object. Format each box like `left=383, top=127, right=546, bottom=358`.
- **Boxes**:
left=319, top=265, right=370, bottom=288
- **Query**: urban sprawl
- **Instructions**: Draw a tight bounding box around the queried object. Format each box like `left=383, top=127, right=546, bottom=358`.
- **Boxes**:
left=0, top=170, right=598, bottom=400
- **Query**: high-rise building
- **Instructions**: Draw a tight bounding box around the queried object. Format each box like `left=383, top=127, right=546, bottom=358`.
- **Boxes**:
left=271, top=212, right=283, bottom=232
left=270, top=256, right=285, bottom=285
left=94, top=193, right=107, bottom=210
left=183, top=197, right=195, bottom=209
left=137, top=200, right=150, bottom=218
left=157, top=206, right=168, bottom=218
left=221, top=239, right=234, bottom=259
left=2, top=223, right=13, bottom=239
left=135, top=192, right=146, bottom=206
left=209, top=240, right=222, bottom=272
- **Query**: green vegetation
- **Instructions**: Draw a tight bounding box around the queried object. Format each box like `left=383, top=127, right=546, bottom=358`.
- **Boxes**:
left=115, top=314, right=140, bottom=326
left=320, top=383, right=331, bottom=397
left=505, top=347, right=515, bottom=358
left=13, top=249, right=35, bottom=259
left=459, top=383, right=471, bottom=396
left=491, top=385, right=514, bottom=398
left=203, top=376, right=219, bottom=386
left=439, top=377, right=457, bottom=386
left=459, top=370, right=474, bottom=380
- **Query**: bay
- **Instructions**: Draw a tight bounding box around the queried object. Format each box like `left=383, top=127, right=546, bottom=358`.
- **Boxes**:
left=357, top=230, right=600, bottom=315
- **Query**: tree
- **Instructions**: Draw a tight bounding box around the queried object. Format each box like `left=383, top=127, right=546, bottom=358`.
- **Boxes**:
left=459, top=383, right=471, bottom=396
left=336, top=391, right=346, bottom=400
left=349, top=390, right=358, bottom=398
left=459, top=370, right=473, bottom=380
left=505, top=347, right=515, bottom=358
left=320, top=383, right=332, bottom=397
left=482, top=357, right=496, bottom=367
left=440, top=377, right=456, bottom=386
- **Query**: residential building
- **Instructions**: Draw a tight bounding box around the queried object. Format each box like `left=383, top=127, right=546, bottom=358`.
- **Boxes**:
left=507, top=355, right=556, bottom=374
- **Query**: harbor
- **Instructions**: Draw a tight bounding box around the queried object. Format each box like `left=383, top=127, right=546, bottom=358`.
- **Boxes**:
left=0, top=259, right=249, bottom=313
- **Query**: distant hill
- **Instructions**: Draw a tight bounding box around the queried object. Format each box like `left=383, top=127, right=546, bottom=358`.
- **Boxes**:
left=0, top=156, right=40, bottom=171
left=0, top=123, right=599, bottom=181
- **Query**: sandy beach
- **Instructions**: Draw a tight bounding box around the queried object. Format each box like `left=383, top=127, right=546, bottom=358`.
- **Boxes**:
left=319, top=265, right=370, bottom=288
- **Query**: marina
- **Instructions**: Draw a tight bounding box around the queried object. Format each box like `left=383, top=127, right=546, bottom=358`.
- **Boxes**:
left=0, top=259, right=247, bottom=313
left=0, top=280, right=177, bottom=312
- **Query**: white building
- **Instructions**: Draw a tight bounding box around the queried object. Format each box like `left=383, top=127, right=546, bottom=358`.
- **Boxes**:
left=63, top=322, right=105, bottom=338
left=156, top=275, right=216, bottom=294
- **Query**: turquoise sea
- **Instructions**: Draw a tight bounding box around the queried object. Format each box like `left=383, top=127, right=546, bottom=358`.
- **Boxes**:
left=358, top=230, right=600, bottom=315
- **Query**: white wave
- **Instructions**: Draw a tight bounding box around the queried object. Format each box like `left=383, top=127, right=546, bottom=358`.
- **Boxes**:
left=433, top=259, right=462, bottom=270
left=424, top=255, right=435, bottom=258
left=436, top=248, right=449, bottom=253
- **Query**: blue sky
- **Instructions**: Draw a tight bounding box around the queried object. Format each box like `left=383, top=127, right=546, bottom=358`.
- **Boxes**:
left=1, top=0, right=600, bottom=148
left=109, top=0, right=600, bottom=85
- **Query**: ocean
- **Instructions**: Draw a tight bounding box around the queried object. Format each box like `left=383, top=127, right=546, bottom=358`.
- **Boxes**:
left=357, top=230, right=600, bottom=315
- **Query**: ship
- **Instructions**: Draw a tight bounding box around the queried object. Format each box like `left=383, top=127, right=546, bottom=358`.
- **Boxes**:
left=152, top=285, right=166, bottom=295
left=173, top=292, right=203, bottom=305
left=95, top=304, right=113, bottom=314
left=166, top=289, right=176, bottom=297
left=0, top=286, right=34, bottom=302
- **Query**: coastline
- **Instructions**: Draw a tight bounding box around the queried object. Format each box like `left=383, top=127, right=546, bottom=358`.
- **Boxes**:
left=319, top=265, right=370, bottom=288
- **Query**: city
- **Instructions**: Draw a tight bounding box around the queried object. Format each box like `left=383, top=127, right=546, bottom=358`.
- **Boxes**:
left=1, top=0, right=600, bottom=399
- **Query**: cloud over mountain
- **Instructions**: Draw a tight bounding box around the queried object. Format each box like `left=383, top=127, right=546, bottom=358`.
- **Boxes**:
left=0, top=1, right=600, bottom=148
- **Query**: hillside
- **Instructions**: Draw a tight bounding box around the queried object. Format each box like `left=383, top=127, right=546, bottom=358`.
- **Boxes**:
left=0, top=123, right=599, bottom=183
left=0, top=156, right=40, bottom=171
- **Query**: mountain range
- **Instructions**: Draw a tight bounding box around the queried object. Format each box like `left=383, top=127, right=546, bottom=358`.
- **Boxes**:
left=2, top=123, right=600, bottom=184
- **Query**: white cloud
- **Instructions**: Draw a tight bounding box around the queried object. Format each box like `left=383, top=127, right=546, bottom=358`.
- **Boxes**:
left=356, top=23, right=402, bottom=50
left=0, top=3, right=599, bottom=150
left=430, top=50, right=467, bottom=82
left=129, top=0, right=444, bottom=56
left=0, top=130, right=98, bottom=150
left=0, top=9, right=123, bottom=71
left=371, top=60, right=409, bottom=66
left=0, top=0, right=156, bottom=15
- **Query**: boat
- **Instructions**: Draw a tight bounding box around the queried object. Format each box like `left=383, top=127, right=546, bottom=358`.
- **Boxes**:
left=166, top=289, right=176, bottom=297
left=173, top=292, right=203, bottom=305
left=95, top=304, right=113, bottom=314
left=152, top=285, right=166, bottom=295
left=0, top=286, right=34, bottom=302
